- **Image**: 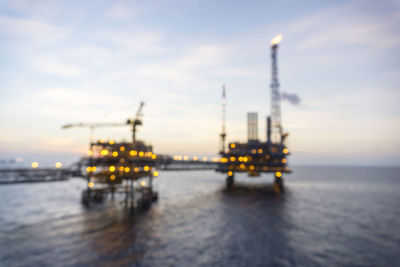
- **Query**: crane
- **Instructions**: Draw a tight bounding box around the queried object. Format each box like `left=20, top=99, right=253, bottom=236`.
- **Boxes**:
left=61, top=122, right=126, bottom=144
left=126, top=101, right=144, bottom=143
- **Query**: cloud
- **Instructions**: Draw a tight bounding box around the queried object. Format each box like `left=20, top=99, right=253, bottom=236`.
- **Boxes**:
left=31, top=57, right=88, bottom=77
left=0, top=15, right=70, bottom=44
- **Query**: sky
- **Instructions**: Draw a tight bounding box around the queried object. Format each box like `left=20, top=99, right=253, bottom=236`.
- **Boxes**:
left=0, top=0, right=399, bottom=167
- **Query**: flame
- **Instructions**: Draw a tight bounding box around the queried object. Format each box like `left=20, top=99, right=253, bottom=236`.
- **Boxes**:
left=271, top=34, right=283, bottom=45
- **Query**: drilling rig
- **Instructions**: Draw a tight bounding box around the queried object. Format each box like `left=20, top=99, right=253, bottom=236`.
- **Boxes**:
left=63, top=102, right=159, bottom=210
left=217, top=34, right=291, bottom=192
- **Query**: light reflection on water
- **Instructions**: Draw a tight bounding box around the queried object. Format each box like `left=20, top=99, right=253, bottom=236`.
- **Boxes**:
left=0, top=167, right=400, bottom=266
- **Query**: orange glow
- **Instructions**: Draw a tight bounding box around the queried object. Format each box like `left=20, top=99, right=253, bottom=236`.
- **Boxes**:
left=55, top=162, right=62, bottom=168
left=100, top=149, right=109, bottom=156
left=86, top=166, right=91, bottom=172
left=202, top=156, right=208, bottom=161
left=240, top=164, right=245, bottom=169
left=282, top=159, right=287, bottom=164
left=153, top=171, right=159, bottom=177
left=92, top=166, right=96, bottom=172
left=124, top=167, right=130, bottom=172
left=258, top=149, right=263, bottom=154
left=109, top=166, right=116, bottom=172
left=230, top=156, right=236, bottom=162
left=230, top=143, right=236, bottom=149
left=31, top=162, right=39, bottom=168
left=130, top=150, right=138, bottom=156
left=140, top=180, right=147, bottom=187
left=283, top=148, right=289, bottom=154
left=243, top=157, right=248, bottom=162
left=134, top=167, right=139, bottom=172
left=120, top=146, right=125, bottom=151
left=252, top=149, right=256, bottom=154
left=193, top=156, right=198, bottom=161
left=271, top=34, right=283, bottom=45
left=184, top=156, right=189, bottom=161
left=144, top=166, right=150, bottom=171
left=109, top=140, right=115, bottom=145
left=139, top=151, right=144, bottom=157
left=151, top=154, right=157, bottom=159
left=220, top=157, right=228, bottom=163
left=275, top=171, right=282, bottom=178
left=112, top=151, right=118, bottom=157
left=249, top=165, right=255, bottom=170
left=88, top=182, right=94, bottom=188
left=110, top=175, right=116, bottom=181
left=87, top=150, right=93, bottom=156
left=227, top=171, right=233, bottom=176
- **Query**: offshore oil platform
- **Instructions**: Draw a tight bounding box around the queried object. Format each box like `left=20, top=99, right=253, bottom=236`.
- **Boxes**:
left=63, top=102, right=159, bottom=210
left=217, top=34, right=291, bottom=192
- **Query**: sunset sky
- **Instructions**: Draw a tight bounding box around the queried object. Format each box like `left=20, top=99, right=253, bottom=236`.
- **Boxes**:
left=0, top=0, right=399, bottom=166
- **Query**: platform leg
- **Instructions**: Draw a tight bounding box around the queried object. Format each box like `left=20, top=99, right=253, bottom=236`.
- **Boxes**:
left=226, top=174, right=234, bottom=189
left=274, top=175, right=285, bottom=193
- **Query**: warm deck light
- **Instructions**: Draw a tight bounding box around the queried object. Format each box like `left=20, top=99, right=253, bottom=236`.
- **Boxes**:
left=230, top=156, right=236, bottom=162
left=193, top=156, right=198, bottom=161
left=55, top=162, right=62, bottom=168
left=120, top=146, right=125, bottom=151
left=275, top=171, right=282, bottom=178
left=100, top=149, right=109, bottom=156
left=283, top=148, right=289, bottom=154
left=184, top=156, right=189, bottom=161
left=109, top=140, right=115, bottom=145
left=88, top=182, right=94, bottom=188
left=144, top=166, right=150, bottom=171
left=282, top=159, right=287, bottom=164
left=109, top=166, right=116, bottom=172
left=31, top=162, right=39, bottom=168
left=124, top=167, right=130, bottom=172
left=139, top=151, right=144, bottom=157
left=230, top=143, right=236, bottom=149
left=87, top=150, right=93, bottom=156
left=202, top=157, right=208, bottom=161
left=112, top=151, right=118, bottom=157
left=271, top=34, right=283, bottom=45
left=134, top=167, right=139, bottom=172
left=153, top=171, right=159, bottom=177
left=92, top=166, right=96, bottom=172
left=140, top=180, right=147, bottom=187
left=240, top=164, right=245, bottom=169
left=86, top=166, right=92, bottom=172
left=258, top=149, right=263, bottom=154
left=228, top=171, right=233, bottom=176
left=220, top=157, right=228, bottom=163
left=110, top=175, right=116, bottom=181
left=249, top=165, right=255, bottom=170
left=151, top=154, right=157, bottom=159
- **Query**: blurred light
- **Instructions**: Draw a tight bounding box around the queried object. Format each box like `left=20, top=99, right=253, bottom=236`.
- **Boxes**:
left=153, top=171, right=159, bottom=177
left=139, top=151, right=144, bottom=157
left=275, top=172, right=282, bottom=178
left=140, top=180, right=147, bottom=187
left=193, top=156, right=198, bottom=161
left=109, top=166, right=116, bottom=172
left=230, top=156, right=236, bottom=162
left=230, top=143, right=236, bottom=149
left=283, top=148, right=289, bottom=154
left=134, top=167, right=139, bottom=172
left=211, top=157, right=219, bottom=162
left=151, top=154, right=157, bottom=159
left=88, top=182, right=94, bottom=188
left=112, top=151, right=118, bottom=157
left=100, top=149, right=109, bottom=156
left=184, top=156, right=189, bottom=161
left=228, top=171, right=233, bottom=176
left=202, top=157, right=208, bottom=161
left=252, top=149, right=256, bottom=154
left=110, top=175, right=116, bottom=181
left=120, top=146, right=125, bottom=151
left=124, top=167, right=130, bottom=173
left=92, top=166, right=96, bottom=172
left=249, top=165, right=255, bottom=170
left=130, top=150, right=138, bottom=156
left=282, top=159, right=287, bottom=164
left=86, top=166, right=92, bottom=172
left=243, top=157, right=248, bottom=162
left=109, top=140, right=115, bottom=145
left=240, top=164, right=245, bottom=169
left=31, top=162, right=39, bottom=168
left=220, top=157, right=228, bottom=163
left=144, top=166, right=150, bottom=171
left=271, top=34, right=283, bottom=45
left=55, top=162, right=62, bottom=168
left=119, top=166, right=124, bottom=172
left=258, top=149, right=263, bottom=154
left=87, top=150, right=93, bottom=156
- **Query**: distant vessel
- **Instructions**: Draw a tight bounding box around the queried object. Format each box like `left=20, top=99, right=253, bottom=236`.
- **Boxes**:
left=217, top=34, right=291, bottom=192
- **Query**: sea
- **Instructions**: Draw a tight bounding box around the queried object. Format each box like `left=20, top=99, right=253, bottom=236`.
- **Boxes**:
left=0, top=166, right=399, bottom=267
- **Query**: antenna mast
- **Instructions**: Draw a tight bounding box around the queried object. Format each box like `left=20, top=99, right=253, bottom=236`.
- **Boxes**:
left=270, top=34, right=283, bottom=143
left=220, top=85, right=227, bottom=154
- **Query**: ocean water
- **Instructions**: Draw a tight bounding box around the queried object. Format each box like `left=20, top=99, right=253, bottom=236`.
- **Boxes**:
left=0, top=166, right=399, bottom=266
